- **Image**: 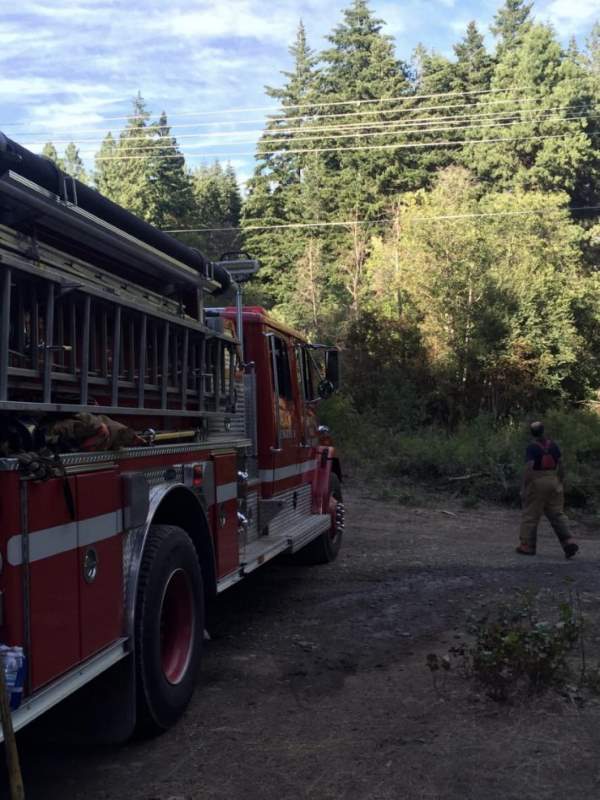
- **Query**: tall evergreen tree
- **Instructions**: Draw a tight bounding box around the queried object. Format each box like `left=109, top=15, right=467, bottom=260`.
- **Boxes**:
left=94, top=94, right=195, bottom=228
left=464, top=24, right=597, bottom=205
left=94, top=132, right=119, bottom=198
left=314, top=0, right=412, bottom=316
left=491, top=0, right=533, bottom=56
left=42, top=141, right=88, bottom=182
left=319, top=0, right=412, bottom=209
left=409, top=45, right=459, bottom=183
left=243, top=21, right=321, bottom=304
left=95, top=94, right=155, bottom=218
left=148, top=111, right=196, bottom=229
left=63, top=142, right=87, bottom=183
left=41, top=142, right=65, bottom=170
left=412, top=44, right=455, bottom=95
left=586, top=22, right=600, bottom=81
left=408, top=24, right=494, bottom=186
left=187, top=161, right=243, bottom=258
left=453, top=22, right=494, bottom=94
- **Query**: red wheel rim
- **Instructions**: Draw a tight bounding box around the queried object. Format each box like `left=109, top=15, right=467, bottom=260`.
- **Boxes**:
left=160, top=569, right=195, bottom=685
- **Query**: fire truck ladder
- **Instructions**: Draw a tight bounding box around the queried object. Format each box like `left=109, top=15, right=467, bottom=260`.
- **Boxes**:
left=0, top=179, right=237, bottom=421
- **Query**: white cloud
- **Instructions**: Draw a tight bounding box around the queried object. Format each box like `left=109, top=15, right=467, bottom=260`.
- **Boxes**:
left=448, top=18, right=471, bottom=34
left=1, top=0, right=597, bottom=180
left=378, top=3, right=408, bottom=35
left=540, top=0, right=599, bottom=34
left=160, top=1, right=300, bottom=43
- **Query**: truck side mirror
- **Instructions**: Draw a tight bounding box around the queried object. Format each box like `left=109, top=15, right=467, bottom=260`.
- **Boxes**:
left=325, top=349, right=340, bottom=391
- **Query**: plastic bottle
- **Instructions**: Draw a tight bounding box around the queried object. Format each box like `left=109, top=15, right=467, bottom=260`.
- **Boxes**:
left=0, top=646, right=26, bottom=710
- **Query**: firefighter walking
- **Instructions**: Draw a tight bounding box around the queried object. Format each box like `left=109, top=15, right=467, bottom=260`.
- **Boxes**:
left=516, top=421, right=579, bottom=559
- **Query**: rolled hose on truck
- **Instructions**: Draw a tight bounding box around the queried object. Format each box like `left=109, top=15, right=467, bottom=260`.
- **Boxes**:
left=0, top=131, right=231, bottom=295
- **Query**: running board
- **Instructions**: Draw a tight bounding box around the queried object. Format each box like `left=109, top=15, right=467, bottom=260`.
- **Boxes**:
left=288, top=514, right=331, bottom=553
left=216, top=514, right=332, bottom=591
left=244, top=514, right=331, bottom=568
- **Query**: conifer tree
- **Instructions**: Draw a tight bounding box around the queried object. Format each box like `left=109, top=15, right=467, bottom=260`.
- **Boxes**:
left=243, top=21, right=321, bottom=304
left=412, top=45, right=455, bottom=96
left=94, top=132, right=119, bottom=198
left=41, top=142, right=65, bottom=170
left=464, top=24, right=596, bottom=204
left=453, top=22, right=494, bottom=94
left=319, top=0, right=412, bottom=208
left=147, top=111, right=196, bottom=229
left=491, top=0, right=533, bottom=56
left=586, top=22, right=600, bottom=80
left=94, top=94, right=194, bottom=228
left=315, top=0, right=412, bottom=316
left=63, top=142, right=87, bottom=183
left=408, top=46, right=458, bottom=183
left=188, top=161, right=243, bottom=258
left=42, top=141, right=88, bottom=182
left=95, top=94, right=156, bottom=219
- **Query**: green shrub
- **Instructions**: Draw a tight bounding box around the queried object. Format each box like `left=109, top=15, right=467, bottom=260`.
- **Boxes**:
left=429, top=589, right=583, bottom=702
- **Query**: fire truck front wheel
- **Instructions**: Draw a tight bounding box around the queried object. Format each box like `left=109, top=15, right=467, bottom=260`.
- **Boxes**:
left=135, top=525, right=204, bottom=734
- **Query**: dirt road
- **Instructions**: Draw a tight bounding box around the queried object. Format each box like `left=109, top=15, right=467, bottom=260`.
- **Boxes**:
left=15, top=484, right=600, bottom=799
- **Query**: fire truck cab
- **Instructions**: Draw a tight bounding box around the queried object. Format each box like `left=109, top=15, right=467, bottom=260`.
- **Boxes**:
left=0, top=132, right=343, bottom=740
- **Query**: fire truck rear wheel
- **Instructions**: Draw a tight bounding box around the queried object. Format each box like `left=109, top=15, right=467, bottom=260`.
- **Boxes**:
left=294, top=474, right=344, bottom=565
left=135, top=524, right=204, bottom=735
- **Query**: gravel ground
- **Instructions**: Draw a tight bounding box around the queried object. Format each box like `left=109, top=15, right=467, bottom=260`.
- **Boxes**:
left=11, top=482, right=600, bottom=799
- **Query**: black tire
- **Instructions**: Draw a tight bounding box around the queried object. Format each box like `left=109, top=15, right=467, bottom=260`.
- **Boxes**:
left=294, top=474, right=344, bottom=565
left=135, top=524, right=204, bottom=735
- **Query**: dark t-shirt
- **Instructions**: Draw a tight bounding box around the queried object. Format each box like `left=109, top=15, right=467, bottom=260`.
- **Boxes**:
left=525, top=439, right=561, bottom=470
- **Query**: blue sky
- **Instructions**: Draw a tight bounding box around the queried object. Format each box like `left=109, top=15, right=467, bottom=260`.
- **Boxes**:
left=0, top=0, right=598, bottom=185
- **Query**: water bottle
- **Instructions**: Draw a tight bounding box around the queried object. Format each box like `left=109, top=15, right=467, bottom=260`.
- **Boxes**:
left=0, top=646, right=26, bottom=710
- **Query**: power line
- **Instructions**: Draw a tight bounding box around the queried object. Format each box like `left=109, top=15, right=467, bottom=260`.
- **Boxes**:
left=67, top=110, right=595, bottom=158
left=93, top=131, right=594, bottom=162
left=165, top=205, right=600, bottom=234
left=11, top=94, right=540, bottom=141
left=1, top=86, right=526, bottom=132
left=257, top=109, right=595, bottom=146
left=232, top=111, right=596, bottom=149
left=30, top=102, right=593, bottom=153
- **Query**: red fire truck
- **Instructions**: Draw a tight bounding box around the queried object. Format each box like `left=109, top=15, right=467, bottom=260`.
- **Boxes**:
left=0, top=133, right=343, bottom=740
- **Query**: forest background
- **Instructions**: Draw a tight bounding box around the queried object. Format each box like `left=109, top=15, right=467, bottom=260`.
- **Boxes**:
left=42, top=0, right=600, bottom=505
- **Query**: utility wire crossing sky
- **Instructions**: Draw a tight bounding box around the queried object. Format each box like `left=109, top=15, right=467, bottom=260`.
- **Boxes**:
left=1, top=0, right=598, bottom=184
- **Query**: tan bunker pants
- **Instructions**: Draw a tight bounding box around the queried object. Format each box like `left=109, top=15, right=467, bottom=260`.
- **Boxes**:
left=519, top=471, right=570, bottom=549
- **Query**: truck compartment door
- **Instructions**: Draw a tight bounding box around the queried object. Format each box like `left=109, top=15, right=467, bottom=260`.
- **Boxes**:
left=76, top=470, right=124, bottom=660
left=26, top=477, right=81, bottom=690
left=211, top=453, right=239, bottom=578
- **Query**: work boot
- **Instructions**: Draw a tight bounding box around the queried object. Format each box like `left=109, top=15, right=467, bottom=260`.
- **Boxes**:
left=563, top=541, right=579, bottom=560
left=515, top=544, right=536, bottom=556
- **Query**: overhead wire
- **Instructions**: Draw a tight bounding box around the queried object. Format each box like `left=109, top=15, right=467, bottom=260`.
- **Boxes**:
left=25, top=102, right=595, bottom=152
left=0, top=85, right=528, bottom=132
left=10, top=93, right=562, bottom=143
left=164, top=205, right=600, bottom=234
left=64, top=109, right=596, bottom=158
left=9, top=94, right=540, bottom=141
left=92, top=130, right=596, bottom=162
